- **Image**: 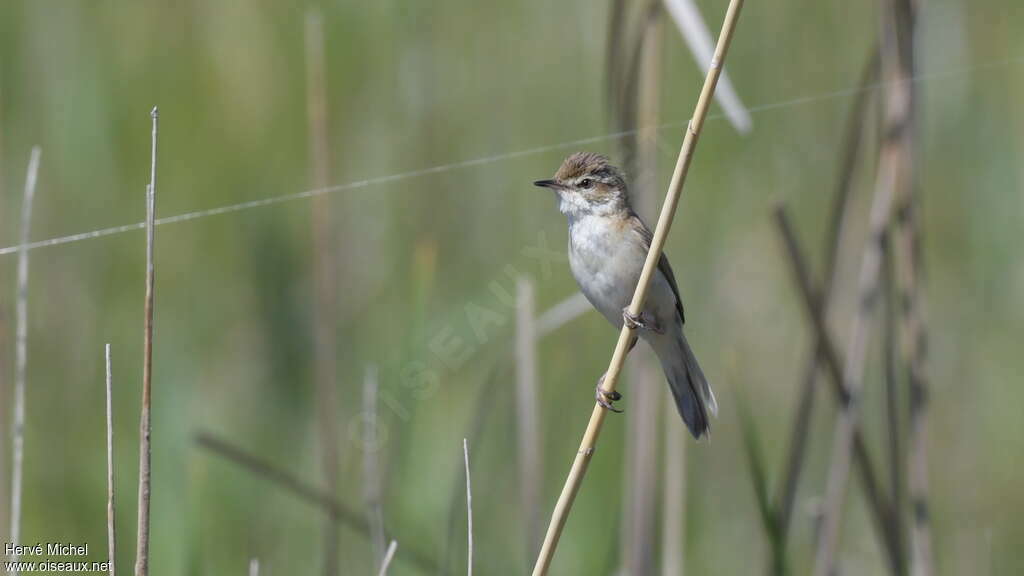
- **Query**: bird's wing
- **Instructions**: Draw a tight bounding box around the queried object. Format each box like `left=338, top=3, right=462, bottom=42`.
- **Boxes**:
left=630, top=214, right=686, bottom=324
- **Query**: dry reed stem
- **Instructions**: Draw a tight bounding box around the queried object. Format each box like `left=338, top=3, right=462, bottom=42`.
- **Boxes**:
left=622, top=10, right=662, bottom=575
left=531, top=1, right=746, bottom=572
left=662, top=0, right=751, bottom=133
left=811, top=59, right=909, bottom=573
left=304, top=10, right=342, bottom=576
left=776, top=48, right=879, bottom=540
left=106, top=344, right=117, bottom=576
left=463, top=439, right=473, bottom=576
left=8, top=146, right=40, bottom=576
left=362, top=365, right=386, bottom=569
left=248, top=558, right=260, bottom=576
left=134, top=107, right=158, bottom=576
left=195, top=433, right=439, bottom=574
left=887, top=1, right=932, bottom=573
left=515, top=279, right=541, bottom=563
left=774, top=206, right=902, bottom=573
left=377, top=541, right=398, bottom=576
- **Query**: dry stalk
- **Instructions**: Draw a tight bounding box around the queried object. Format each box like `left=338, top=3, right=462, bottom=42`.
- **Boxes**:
left=106, top=344, right=117, bottom=576
left=886, top=1, right=932, bottom=573
left=463, top=439, right=473, bottom=576
left=531, top=1, right=746, bottom=572
left=8, top=146, right=40, bottom=576
left=304, top=10, right=342, bottom=576
left=812, top=1, right=916, bottom=572
left=134, top=107, right=158, bottom=576
left=515, top=278, right=541, bottom=563
left=621, top=10, right=662, bottom=576
left=377, top=541, right=398, bottom=576
left=248, top=558, right=260, bottom=576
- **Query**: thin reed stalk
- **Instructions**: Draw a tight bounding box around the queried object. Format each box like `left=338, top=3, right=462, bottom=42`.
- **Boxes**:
left=134, top=107, right=158, bottom=576
left=531, top=1, right=746, bottom=572
left=248, top=558, right=260, bottom=576
left=463, top=439, right=473, bottom=576
left=304, top=10, right=342, bottom=576
left=378, top=541, right=398, bottom=576
left=515, top=278, right=542, bottom=564
left=882, top=234, right=905, bottom=569
left=621, top=10, right=662, bottom=575
left=195, top=433, right=439, bottom=574
left=8, top=146, right=40, bottom=576
left=812, top=1, right=916, bottom=571
left=886, top=1, right=932, bottom=573
left=106, top=344, right=117, bottom=576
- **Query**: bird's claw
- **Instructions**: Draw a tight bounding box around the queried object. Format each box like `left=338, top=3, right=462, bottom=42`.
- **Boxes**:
left=595, top=374, right=623, bottom=413
left=622, top=308, right=662, bottom=333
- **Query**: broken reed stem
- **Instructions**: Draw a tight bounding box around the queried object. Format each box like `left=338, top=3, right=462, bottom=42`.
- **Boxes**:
left=775, top=206, right=902, bottom=573
left=304, top=10, right=342, bottom=576
left=531, top=1, right=745, bottom=573
left=377, top=540, right=398, bottom=576
left=463, top=439, right=473, bottom=576
left=106, top=344, right=117, bottom=576
left=362, top=365, right=386, bottom=570
left=622, top=10, right=661, bottom=576
left=8, top=146, right=40, bottom=574
left=195, top=433, right=439, bottom=574
left=134, top=107, right=158, bottom=576
left=776, top=47, right=879, bottom=540
left=514, top=278, right=541, bottom=564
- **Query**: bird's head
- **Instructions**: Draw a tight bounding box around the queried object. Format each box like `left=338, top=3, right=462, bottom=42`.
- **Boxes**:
left=534, top=152, right=630, bottom=218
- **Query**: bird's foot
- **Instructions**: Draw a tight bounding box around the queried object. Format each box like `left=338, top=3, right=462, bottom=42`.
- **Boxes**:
left=595, top=374, right=623, bottom=413
left=622, top=308, right=663, bottom=333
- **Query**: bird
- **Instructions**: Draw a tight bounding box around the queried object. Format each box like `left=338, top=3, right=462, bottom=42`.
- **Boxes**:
left=533, top=151, right=716, bottom=439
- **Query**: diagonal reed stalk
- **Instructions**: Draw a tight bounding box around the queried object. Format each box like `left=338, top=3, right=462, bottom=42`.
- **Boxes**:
left=8, top=146, right=40, bottom=576
left=134, top=107, right=158, bottom=576
left=531, top=1, right=746, bottom=572
left=106, top=344, right=117, bottom=576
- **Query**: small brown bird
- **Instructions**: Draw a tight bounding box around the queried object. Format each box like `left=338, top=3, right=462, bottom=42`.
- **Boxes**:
left=534, top=152, right=716, bottom=439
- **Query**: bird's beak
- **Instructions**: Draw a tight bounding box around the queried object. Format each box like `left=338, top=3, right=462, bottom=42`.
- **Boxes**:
left=533, top=179, right=563, bottom=190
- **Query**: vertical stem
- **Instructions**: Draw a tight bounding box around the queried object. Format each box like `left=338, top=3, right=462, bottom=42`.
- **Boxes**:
left=531, top=1, right=745, bottom=572
left=106, top=344, right=117, bottom=576
left=248, top=558, right=260, bottom=576
left=377, top=541, right=398, bottom=576
left=8, top=146, right=40, bottom=576
left=362, top=365, right=386, bottom=569
left=134, top=107, right=158, bottom=576
left=661, top=404, right=686, bottom=576
left=463, top=439, right=473, bottom=576
left=515, top=278, right=541, bottom=566
left=304, top=10, right=341, bottom=576
left=623, top=9, right=662, bottom=576
left=883, top=234, right=905, bottom=569
left=813, top=3, right=914, bottom=569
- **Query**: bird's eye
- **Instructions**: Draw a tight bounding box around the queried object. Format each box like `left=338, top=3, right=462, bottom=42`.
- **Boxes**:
left=579, top=178, right=593, bottom=188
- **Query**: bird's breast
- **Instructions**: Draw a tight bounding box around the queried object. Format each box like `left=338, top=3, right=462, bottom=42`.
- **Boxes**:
left=568, top=217, right=645, bottom=322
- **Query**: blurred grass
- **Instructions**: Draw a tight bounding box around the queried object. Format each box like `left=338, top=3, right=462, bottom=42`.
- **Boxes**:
left=0, top=0, right=1022, bottom=574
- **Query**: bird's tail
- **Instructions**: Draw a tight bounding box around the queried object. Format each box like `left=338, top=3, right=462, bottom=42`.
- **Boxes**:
left=660, top=333, right=717, bottom=439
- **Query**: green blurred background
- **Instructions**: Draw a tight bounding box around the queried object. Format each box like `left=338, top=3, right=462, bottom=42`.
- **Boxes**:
left=0, top=0, right=1021, bottom=574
